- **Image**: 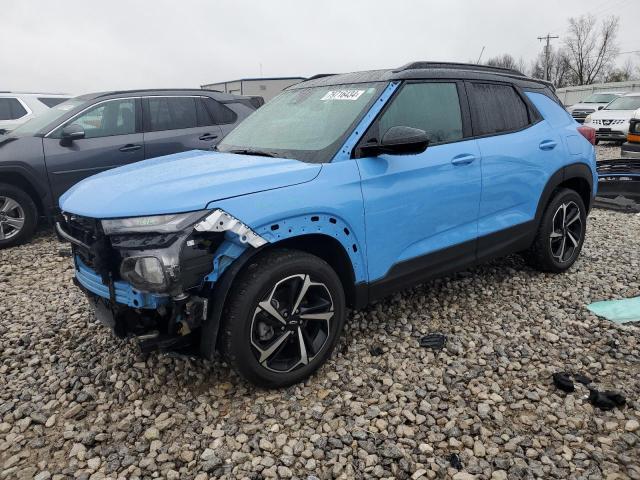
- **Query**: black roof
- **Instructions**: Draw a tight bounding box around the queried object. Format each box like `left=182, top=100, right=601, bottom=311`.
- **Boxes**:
left=292, top=62, right=553, bottom=90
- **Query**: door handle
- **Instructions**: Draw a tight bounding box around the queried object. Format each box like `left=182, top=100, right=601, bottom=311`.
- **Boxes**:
left=199, top=133, right=219, bottom=141
left=451, top=154, right=476, bottom=166
left=539, top=140, right=558, bottom=151
left=119, top=144, right=142, bottom=153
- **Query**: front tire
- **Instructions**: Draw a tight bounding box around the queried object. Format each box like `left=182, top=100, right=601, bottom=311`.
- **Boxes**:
left=0, top=183, right=38, bottom=249
left=524, top=188, right=587, bottom=273
left=220, top=249, right=346, bottom=388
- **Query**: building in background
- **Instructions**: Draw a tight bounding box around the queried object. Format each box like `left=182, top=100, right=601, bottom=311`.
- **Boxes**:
left=555, top=80, right=640, bottom=106
left=201, top=77, right=305, bottom=102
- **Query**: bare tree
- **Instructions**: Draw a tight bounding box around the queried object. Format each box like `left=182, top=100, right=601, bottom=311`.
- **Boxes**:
left=485, top=54, right=527, bottom=74
left=531, top=48, right=573, bottom=87
left=564, top=14, right=620, bottom=85
left=605, top=58, right=635, bottom=82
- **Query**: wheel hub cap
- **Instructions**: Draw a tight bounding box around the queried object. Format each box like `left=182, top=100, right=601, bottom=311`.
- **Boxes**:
left=251, top=274, right=334, bottom=373
left=0, top=196, right=26, bottom=241
left=549, top=201, right=583, bottom=263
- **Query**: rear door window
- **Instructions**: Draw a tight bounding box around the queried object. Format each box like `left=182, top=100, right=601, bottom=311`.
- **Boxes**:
left=469, top=83, right=531, bottom=136
left=0, top=98, right=28, bottom=120
left=378, top=82, right=464, bottom=144
left=145, top=97, right=198, bottom=131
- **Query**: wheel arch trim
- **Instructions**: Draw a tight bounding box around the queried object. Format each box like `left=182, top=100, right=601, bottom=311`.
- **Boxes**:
left=534, top=162, right=594, bottom=224
left=0, top=165, right=50, bottom=216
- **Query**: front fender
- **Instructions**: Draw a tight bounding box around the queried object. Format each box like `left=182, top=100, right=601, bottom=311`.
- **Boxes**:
left=254, top=213, right=366, bottom=283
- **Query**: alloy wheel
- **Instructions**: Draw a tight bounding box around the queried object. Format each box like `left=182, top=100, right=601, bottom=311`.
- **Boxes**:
left=250, top=273, right=334, bottom=373
left=549, top=201, right=583, bottom=263
left=0, top=196, right=25, bottom=240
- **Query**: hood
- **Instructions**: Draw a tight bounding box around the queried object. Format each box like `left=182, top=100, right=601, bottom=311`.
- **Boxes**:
left=60, top=150, right=322, bottom=218
left=590, top=109, right=635, bottom=120
left=569, top=102, right=603, bottom=112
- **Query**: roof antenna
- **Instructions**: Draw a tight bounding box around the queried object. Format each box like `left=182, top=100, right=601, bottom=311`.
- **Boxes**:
left=476, top=46, right=485, bottom=64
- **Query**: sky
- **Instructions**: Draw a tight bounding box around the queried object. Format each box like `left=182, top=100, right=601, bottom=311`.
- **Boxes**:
left=2, top=0, right=639, bottom=95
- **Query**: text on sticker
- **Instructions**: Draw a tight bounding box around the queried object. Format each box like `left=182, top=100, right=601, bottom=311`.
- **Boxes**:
left=321, top=90, right=365, bottom=101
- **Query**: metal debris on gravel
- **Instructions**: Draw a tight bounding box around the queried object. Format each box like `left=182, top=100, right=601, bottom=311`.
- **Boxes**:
left=0, top=144, right=638, bottom=479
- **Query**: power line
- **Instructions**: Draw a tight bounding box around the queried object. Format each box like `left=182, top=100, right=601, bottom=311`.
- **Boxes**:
left=538, top=34, right=560, bottom=80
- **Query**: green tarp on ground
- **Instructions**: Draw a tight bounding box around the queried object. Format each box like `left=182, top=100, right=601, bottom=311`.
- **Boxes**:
left=587, top=297, right=640, bottom=324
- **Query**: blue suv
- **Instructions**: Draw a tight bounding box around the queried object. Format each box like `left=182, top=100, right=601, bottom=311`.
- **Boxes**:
left=57, top=62, right=597, bottom=387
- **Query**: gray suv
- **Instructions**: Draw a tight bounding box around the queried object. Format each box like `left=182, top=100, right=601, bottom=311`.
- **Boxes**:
left=0, top=89, right=259, bottom=248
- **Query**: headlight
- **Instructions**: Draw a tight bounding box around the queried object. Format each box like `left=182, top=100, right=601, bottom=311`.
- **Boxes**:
left=101, top=210, right=209, bottom=235
left=584, top=115, right=592, bottom=123
left=120, top=256, right=167, bottom=291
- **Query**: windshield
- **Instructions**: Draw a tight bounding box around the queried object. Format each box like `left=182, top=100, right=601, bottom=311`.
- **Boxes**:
left=10, top=98, right=86, bottom=136
left=217, top=82, right=385, bottom=163
left=583, top=93, right=619, bottom=104
left=604, top=96, right=640, bottom=111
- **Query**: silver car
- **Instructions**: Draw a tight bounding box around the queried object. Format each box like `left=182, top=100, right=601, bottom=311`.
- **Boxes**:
left=566, top=91, right=626, bottom=123
left=0, top=92, right=70, bottom=134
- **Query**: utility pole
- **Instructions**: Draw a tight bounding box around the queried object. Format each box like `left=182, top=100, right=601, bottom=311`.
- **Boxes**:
left=537, top=34, right=559, bottom=81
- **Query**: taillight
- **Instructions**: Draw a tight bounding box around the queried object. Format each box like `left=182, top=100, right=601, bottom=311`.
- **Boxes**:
left=578, top=125, right=596, bottom=145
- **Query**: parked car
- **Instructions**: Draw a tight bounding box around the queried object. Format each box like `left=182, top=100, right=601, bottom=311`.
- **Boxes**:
left=583, top=93, right=640, bottom=144
left=566, top=91, right=626, bottom=123
left=621, top=108, right=640, bottom=158
left=0, top=89, right=259, bottom=247
left=0, top=92, right=70, bottom=134
left=57, top=62, right=597, bottom=387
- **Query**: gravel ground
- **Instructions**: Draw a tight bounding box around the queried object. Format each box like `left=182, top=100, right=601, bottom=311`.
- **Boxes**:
left=1, top=178, right=639, bottom=479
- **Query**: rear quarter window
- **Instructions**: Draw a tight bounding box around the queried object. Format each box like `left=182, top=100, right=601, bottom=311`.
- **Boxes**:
left=525, top=91, right=574, bottom=129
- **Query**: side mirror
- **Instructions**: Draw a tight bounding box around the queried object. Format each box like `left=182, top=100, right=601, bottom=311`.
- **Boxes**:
left=60, top=124, right=85, bottom=146
left=598, top=106, right=604, bottom=110
left=360, top=126, right=429, bottom=157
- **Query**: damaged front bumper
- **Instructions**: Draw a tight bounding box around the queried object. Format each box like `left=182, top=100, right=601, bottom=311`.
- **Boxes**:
left=57, top=209, right=267, bottom=353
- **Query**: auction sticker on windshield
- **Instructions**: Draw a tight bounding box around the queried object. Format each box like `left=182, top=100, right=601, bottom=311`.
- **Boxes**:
left=321, top=90, right=365, bottom=101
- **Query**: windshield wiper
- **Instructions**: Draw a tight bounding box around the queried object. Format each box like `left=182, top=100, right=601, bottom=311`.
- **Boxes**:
left=228, top=148, right=278, bottom=158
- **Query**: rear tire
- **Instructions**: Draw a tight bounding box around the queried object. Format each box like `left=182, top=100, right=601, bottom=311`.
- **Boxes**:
left=0, top=183, right=38, bottom=249
left=220, top=249, right=346, bottom=388
left=524, top=188, right=586, bottom=273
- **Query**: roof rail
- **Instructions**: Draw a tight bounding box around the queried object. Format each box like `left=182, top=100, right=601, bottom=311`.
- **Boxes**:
left=393, top=61, right=524, bottom=77
left=95, top=88, right=223, bottom=98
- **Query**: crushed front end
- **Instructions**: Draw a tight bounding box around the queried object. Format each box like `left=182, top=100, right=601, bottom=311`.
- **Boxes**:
left=56, top=210, right=266, bottom=353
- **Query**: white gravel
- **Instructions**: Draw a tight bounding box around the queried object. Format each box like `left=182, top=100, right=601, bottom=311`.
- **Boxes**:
left=1, top=209, right=639, bottom=479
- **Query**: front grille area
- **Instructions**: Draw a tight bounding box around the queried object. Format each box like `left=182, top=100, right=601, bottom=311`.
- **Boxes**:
left=61, top=214, right=121, bottom=280
left=592, top=119, right=626, bottom=126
